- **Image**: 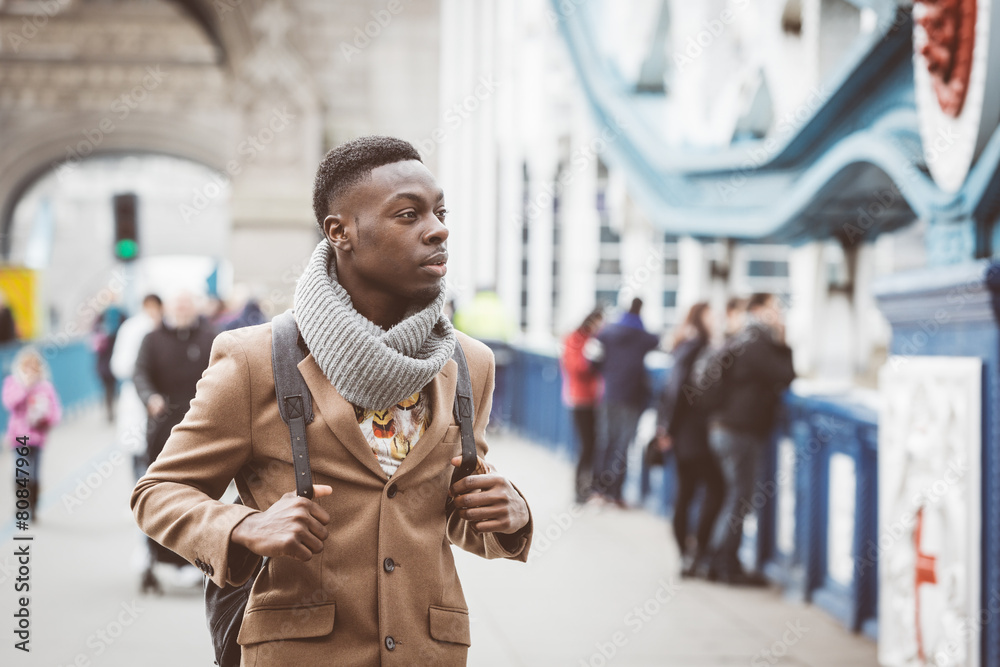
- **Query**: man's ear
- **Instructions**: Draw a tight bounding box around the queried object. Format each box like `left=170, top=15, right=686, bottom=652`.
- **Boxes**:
left=323, top=214, right=353, bottom=252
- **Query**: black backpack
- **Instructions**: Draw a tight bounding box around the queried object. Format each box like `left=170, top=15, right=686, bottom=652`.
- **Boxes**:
left=205, top=310, right=478, bottom=667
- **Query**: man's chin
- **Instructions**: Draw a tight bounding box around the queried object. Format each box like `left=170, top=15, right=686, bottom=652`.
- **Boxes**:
left=411, top=282, right=443, bottom=306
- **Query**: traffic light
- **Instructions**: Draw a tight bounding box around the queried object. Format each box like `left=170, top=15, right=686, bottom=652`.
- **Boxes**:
left=113, top=193, right=138, bottom=261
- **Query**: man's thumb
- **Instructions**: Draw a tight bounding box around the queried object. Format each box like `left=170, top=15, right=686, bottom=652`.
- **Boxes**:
left=313, top=484, right=333, bottom=497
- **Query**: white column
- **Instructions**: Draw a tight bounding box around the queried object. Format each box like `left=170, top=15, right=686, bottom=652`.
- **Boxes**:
left=556, top=100, right=600, bottom=335
left=493, top=0, right=523, bottom=335
left=786, top=241, right=824, bottom=379
left=619, top=196, right=662, bottom=332
left=525, top=157, right=555, bottom=343
left=676, top=236, right=708, bottom=312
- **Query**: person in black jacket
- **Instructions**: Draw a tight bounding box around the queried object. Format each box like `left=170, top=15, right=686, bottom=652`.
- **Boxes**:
left=594, top=298, right=660, bottom=507
left=132, top=291, right=217, bottom=586
left=704, top=292, right=795, bottom=584
left=656, top=302, right=725, bottom=577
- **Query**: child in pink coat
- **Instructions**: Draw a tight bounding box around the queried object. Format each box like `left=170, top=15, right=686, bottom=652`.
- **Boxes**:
left=3, top=347, right=61, bottom=519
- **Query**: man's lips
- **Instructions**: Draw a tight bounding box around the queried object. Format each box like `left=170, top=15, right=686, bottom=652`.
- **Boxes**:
left=421, top=253, right=448, bottom=277
left=421, top=262, right=447, bottom=277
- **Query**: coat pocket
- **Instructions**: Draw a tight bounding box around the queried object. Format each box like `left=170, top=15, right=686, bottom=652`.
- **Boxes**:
left=443, top=425, right=461, bottom=443
left=428, top=605, right=471, bottom=646
left=237, top=601, right=335, bottom=646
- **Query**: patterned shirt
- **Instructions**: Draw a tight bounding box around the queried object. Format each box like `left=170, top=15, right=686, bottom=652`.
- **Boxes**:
left=353, top=391, right=430, bottom=477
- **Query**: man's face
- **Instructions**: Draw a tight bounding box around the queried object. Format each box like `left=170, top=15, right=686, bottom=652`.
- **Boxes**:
left=325, top=160, right=449, bottom=305
left=166, top=293, right=198, bottom=329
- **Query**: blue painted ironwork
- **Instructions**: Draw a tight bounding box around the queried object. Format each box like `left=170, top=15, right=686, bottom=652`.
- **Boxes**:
left=551, top=2, right=1000, bottom=255
left=760, top=393, right=879, bottom=633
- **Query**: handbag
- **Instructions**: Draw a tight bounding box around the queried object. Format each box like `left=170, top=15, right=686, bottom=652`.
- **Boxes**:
left=204, top=311, right=478, bottom=666
left=645, top=436, right=671, bottom=467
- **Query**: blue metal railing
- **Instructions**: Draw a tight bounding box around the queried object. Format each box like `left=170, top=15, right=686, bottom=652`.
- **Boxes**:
left=757, top=393, right=879, bottom=637
left=504, top=346, right=879, bottom=637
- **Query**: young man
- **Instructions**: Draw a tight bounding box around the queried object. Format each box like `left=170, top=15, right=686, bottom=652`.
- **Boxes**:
left=705, top=292, right=794, bottom=584
left=131, top=136, right=532, bottom=666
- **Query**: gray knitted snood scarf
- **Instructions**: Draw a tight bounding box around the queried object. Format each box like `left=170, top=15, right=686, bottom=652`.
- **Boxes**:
left=293, top=240, right=457, bottom=410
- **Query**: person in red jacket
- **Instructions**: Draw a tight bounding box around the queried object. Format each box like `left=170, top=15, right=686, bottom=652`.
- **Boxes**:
left=561, top=308, right=604, bottom=503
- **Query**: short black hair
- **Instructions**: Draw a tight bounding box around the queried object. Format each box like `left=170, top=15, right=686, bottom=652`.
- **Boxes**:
left=142, top=294, right=162, bottom=307
left=312, top=136, right=422, bottom=229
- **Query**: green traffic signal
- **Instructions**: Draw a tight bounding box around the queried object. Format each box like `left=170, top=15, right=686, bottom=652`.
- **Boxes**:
left=115, top=238, right=138, bottom=260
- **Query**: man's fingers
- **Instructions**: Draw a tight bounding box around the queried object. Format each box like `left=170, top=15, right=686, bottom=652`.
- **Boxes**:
left=454, top=489, right=503, bottom=509
left=451, top=472, right=502, bottom=496
left=457, top=504, right=505, bottom=522
left=313, top=484, right=333, bottom=497
left=303, top=513, right=330, bottom=541
left=297, top=529, right=325, bottom=556
left=469, top=519, right=505, bottom=533
left=286, top=540, right=317, bottom=562
left=305, top=499, right=331, bottom=525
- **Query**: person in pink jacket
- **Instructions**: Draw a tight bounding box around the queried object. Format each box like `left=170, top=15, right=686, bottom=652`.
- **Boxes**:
left=3, top=346, right=62, bottom=520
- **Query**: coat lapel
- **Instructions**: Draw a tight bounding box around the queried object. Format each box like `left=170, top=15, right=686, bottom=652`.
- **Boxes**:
left=392, top=357, right=457, bottom=481
left=297, top=353, right=388, bottom=482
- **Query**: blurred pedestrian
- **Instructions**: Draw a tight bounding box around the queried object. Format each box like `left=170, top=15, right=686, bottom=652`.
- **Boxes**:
left=111, top=294, right=163, bottom=480
left=93, top=301, right=127, bottom=422
left=704, top=292, right=795, bottom=584
left=221, top=297, right=267, bottom=332
left=132, top=291, right=215, bottom=590
left=0, top=291, right=18, bottom=344
left=203, top=295, right=229, bottom=329
left=656, top=302, right=724, bottom=577
left=724, top=297, right=747, bottom=339
left=593, top=297, right=660, bottom=507
left=3, top=346, right=62, bottom=521
left=560, top=308, right=604, bottom=504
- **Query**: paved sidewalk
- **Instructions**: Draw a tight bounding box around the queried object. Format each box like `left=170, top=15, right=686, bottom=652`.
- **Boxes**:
left=0, top=408, right=878, bottom=666
left=458, top=432, right=879, bottom=667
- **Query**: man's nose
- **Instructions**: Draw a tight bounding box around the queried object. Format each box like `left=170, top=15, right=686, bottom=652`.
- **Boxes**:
left=424, top=216, right=449, bottom=244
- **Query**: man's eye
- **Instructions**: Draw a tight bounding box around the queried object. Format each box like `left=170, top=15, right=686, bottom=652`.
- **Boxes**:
left=436, top=209, right=448, bottom=221
left=399, top=211, right=417, bottom=219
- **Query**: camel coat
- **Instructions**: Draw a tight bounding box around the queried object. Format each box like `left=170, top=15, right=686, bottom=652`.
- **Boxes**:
left=131, top=323, right=532, bottom=667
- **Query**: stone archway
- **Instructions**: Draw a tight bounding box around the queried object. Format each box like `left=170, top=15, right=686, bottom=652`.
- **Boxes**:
left=0, top=0, right=444, bottom=307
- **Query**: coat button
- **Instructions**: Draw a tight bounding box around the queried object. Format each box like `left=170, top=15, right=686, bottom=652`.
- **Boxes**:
left=386, top=484, right=398, bottom=498
left=383, top=558, right=395, bottom=573
left=385, top=636, right=396, bottom=651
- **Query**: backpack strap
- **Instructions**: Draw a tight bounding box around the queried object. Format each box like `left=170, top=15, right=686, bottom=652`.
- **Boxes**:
left=271, top=310, right=315, bottom=499
left=450, top=341, right=478, bottom=485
